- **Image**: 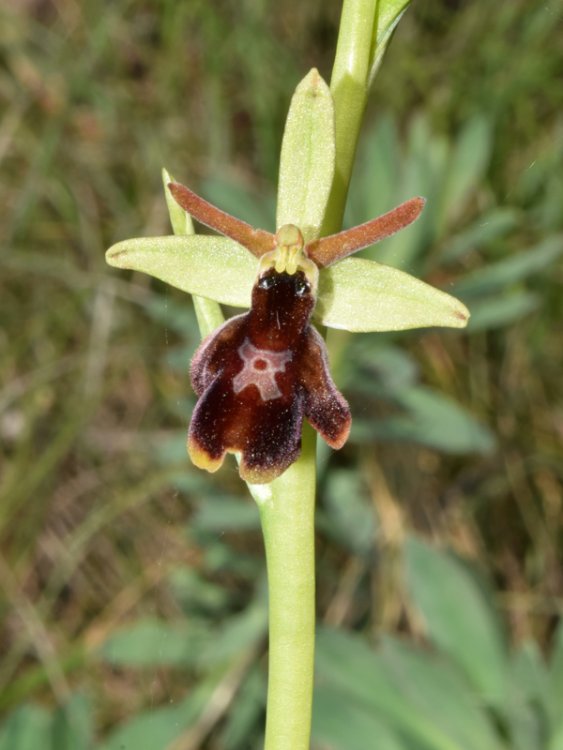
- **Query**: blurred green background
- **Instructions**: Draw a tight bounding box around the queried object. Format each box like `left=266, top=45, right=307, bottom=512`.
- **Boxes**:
left=1, top=0, right=563, bottom=748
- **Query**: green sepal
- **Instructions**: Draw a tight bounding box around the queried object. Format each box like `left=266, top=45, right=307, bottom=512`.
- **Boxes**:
left=276, top=69, right=335, bottom=244
left=106, top=235, right=256, bottom=308
left=107, top=235, right=468, bottom=332
left=316, top=257, right=469, bottom=331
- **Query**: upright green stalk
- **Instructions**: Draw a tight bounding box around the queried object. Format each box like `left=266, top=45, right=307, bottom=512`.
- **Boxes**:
left=325, top=0, right=411, bottom=233
left=325, top=0, right=378, bottom=233
left=256, top=425, right=317, bottom=750
left=256, top=4, right=376, bottom=742
left=257, top=3, right=410, bottom=748
left=256, top=9, right=381, bottom=741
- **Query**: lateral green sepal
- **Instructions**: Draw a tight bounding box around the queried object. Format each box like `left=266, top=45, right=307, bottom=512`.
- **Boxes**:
left=106, top=235, right=468, bottom=332
left=316, top=257, right=469, bottom=331
left=106, top=235, right=256, bottom=308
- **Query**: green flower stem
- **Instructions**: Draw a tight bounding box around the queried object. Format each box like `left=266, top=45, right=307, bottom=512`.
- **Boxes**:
left=256, top=424, right=317, bottom=750
left=324, top=0, right=378, bottom=233
left=258, top=4, right=384, bottom=746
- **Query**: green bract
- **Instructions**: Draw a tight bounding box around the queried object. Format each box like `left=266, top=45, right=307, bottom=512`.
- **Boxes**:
left=162, top=169, right=225, bottom=338
left=369, top=0, right=412, bottom=82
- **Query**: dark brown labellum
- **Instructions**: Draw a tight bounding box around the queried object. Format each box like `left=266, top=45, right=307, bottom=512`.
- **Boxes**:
left=188, top=267, right=351, bottom=483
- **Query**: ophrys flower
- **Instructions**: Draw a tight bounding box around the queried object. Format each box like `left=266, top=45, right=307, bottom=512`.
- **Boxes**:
left=106, top=70, right=469, bottom=484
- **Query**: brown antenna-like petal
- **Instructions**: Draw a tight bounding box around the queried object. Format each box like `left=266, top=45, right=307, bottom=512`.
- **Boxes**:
left=169, top=181, right=275, bottom=258
left=305, top=196, right=426, bottom=267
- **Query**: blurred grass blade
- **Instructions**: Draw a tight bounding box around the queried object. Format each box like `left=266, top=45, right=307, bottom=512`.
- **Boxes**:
left=221, top=666, right=266, bottom=750
left=353, top=385, right=495, bottom=455
left=197, top=604, right=267, bottom=669
left=317, top=630, right=472, bottom=750
left=506, top=642, right=550, bottom=750
left=440, top=208, right=519, bottom=263
left=393, top=387, right=495, bottom=454
left=466, top=292, right=539, bottom=331
left=346, top=115, right=402, bottom=224
left=313, top=684, right=405, bottom=750
left=51, top=695, right=92, bottom=750
left=378, top=637, right=503, bottom=750
left=322, top=470, right=375, bottom=555
left=452, top=235, right=563, bottom=297
left=276, top=68, right=335, bottom=243
left=99, top=690, right=211, bottom=750
left=551, top=727, right=563, bottom=750
left=439, top=115, right=492, bottom=228
left=548, top=622, right=563, bottom=737
left=106, top=235, right=256, bottom=307
left=375, top=116, right=445, bottom=270
left=193, top=496, right=261, bottom=533
left=404, top=536, right=508, bottom=707
left=316, top=257, right=469, bottom=331
left=100, top=619, right=201, bottom=668
left=0, top=704, right=51, bottom=750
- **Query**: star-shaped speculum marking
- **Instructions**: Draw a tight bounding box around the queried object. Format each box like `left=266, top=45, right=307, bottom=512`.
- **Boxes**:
left=233, top=339, right=293, bottom=401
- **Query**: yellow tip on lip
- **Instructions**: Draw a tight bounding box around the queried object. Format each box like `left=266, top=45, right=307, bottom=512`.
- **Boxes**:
left=187, top=438, right=224, bottom=473
left=238, top=461, right=282, bottom=485
left=189, top=439, right=286, bottom=484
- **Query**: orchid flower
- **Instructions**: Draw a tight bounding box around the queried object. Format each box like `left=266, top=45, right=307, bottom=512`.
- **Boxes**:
left=106, top=70, right=469, bottom=485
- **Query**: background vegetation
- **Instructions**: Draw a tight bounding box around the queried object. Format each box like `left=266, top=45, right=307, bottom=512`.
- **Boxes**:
left=1, top=0, right=562, bottom=748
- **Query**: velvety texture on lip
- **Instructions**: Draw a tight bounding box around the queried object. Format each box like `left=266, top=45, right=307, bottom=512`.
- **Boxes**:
left=188, top=268, right=351, bottom=483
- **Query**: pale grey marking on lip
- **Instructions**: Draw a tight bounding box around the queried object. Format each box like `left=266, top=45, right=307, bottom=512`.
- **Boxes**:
left=233, top=338, right=293, bottom=401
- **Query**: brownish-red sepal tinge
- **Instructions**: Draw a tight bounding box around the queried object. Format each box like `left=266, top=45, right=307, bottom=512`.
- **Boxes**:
left=168, top=181, right=425, bottom=268
left=188, top=267, right=351, bottom=483
left=168, top=182, right=275, bottom=258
